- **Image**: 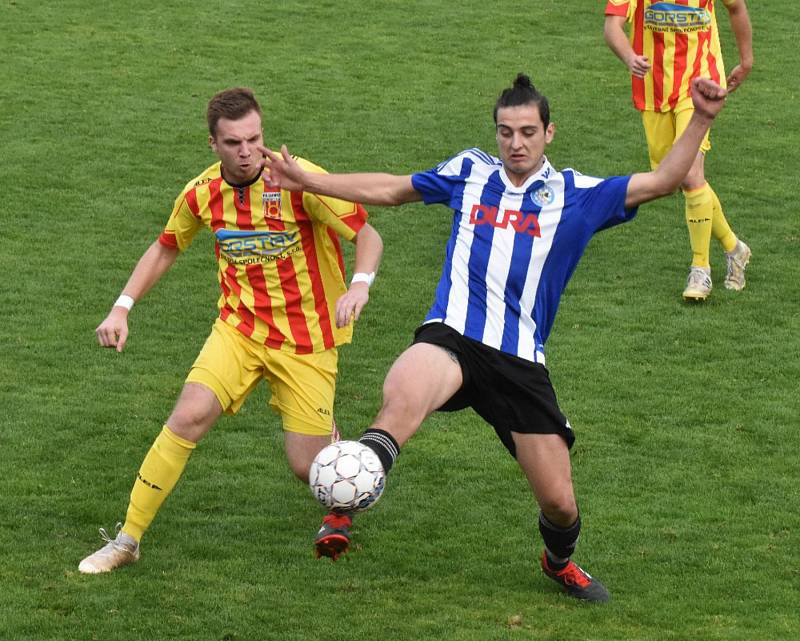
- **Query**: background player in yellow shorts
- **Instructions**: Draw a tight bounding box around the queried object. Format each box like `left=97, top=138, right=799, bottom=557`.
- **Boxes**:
left=604, top=0, right=753, bottom=301
left=79, top=87, right=383, bottom=573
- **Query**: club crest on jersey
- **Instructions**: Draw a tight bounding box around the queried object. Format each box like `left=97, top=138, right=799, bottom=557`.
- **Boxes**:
left=262, top=189, right=282, bottom=219
left=531, top=186, right=555, bottom=207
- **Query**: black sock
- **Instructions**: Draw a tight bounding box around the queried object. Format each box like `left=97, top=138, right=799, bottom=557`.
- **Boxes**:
left=359, top=428, right=399, bottom=473
left=539, top=512, right=581, bottom=565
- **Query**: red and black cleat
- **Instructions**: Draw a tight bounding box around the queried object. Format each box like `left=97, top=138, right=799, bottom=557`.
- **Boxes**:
left=540, top=551, right=610, bottom=602
left=314, top=512, right=352, bottom=560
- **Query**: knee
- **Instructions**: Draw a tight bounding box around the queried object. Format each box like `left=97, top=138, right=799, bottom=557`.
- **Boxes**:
left=538, top=493, right=578, bottom=527
left=375, top=392, right=426, bottom=439
left=166, top=405, right=216, bottom=442
left=380, top=384, right=424, bottom=424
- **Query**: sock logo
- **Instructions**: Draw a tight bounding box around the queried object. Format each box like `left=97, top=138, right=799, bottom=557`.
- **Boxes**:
left=137, top=472, right=163, bottom=491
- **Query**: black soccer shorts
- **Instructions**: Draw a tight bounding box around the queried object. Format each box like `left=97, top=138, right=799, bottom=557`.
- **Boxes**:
left=412, top=322, right=575, bottom=458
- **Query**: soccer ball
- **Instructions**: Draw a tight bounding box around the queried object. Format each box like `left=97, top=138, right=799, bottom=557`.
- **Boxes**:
left=309, top=440, right=385, bottom=513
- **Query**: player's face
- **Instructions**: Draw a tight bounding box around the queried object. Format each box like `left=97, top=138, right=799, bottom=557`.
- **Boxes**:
left=209, top=110, right=265, bottom=184
left=495, top=104, right=555, bottom=186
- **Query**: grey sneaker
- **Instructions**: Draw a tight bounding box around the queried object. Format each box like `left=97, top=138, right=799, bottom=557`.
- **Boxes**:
left=724, top=240, right=751, bottom=291
left=682, top=267, right=712, bottom=302
left=78, top=523, right=140, bottom=574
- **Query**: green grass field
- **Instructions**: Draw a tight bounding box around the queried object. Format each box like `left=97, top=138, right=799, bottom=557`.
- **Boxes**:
left=1, top=1, right=798, bottom=639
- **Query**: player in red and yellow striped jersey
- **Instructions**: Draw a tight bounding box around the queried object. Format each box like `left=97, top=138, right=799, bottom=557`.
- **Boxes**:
left=605, top=0, right=753, bottom=300
left=78, top=88, right=383, bottom=574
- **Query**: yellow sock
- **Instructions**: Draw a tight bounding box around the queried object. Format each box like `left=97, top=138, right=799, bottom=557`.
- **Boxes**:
left=122, top=425, right=196, bottom=542
left=683, top=184, right=713, bottom=268
left=709, top=186, right=738, bottom=253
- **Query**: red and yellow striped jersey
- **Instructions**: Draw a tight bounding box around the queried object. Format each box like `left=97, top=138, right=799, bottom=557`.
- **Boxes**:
left=158, top=158, right=367, bottom=354
left=606, top=0, right=736, bottom=112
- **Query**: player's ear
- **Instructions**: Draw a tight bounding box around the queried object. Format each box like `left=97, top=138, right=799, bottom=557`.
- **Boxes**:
left=545, top=122, right=555, bottom=144
left=208, top=134, right=217, bottom=152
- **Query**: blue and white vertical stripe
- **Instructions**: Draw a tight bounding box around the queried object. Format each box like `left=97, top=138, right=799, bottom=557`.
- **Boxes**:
left=411, top=148, right=636, bottom=364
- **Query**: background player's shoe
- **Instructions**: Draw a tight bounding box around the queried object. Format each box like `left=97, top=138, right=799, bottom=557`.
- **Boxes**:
left=724, top=240, right=751, bottom=291
left=78, top=524, right=139, bottom=574
left=315, top=512, right=352, bottom=560
left=682, top=267, right=712, bottom=301
left=540, top=551, right=610, bottom=603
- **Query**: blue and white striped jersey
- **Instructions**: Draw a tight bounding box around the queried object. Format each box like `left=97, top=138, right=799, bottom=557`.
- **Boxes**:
left=410, top=148, right=637, bottom=364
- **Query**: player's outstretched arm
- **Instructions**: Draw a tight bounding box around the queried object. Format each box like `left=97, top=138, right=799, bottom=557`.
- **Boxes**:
left=95, top=240, right=179, bottom=352
left=335, top=223, right=383, bottom=328
left=724, top=0, right=753, bottom=92
left=625, top=78, right=727, bottom=208
left=260, top=144, right=422, bottom=206
left=603, top=15, right=651, bottom=78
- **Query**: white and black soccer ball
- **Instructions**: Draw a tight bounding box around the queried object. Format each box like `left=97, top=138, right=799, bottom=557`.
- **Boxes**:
left=309, top=440, right=385, bottom=513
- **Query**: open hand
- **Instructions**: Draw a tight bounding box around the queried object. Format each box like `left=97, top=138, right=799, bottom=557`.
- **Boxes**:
left=259, top=144, right=307, bottom=192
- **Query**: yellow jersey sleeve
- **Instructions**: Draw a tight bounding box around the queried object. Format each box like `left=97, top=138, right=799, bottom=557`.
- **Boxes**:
left=295, top=158, right=368, bottom=240
left=159, top=182, right=205, bottom=251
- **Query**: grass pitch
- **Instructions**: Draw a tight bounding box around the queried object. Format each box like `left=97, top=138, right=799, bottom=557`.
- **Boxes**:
left=1, top=2, right=798, bottom=640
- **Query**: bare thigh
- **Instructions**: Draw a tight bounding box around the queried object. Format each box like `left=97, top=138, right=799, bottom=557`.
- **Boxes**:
left=372, top=343, right=464, bottom=446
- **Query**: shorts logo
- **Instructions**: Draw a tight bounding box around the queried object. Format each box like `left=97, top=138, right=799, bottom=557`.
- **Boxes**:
left=531, top=186, right=555, bottom=207
left=645, top=3, right=710, bottom=33
left=262, top=189, right=282, bottom=219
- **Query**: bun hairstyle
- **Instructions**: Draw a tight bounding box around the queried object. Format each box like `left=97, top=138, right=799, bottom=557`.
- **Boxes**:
left=493, top=73, right=550, bottom=128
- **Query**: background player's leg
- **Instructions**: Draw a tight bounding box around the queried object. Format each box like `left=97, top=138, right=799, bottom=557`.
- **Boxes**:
left=681, top=153, right=714, bottom=301
left=708, top=186, right=752, bottom=290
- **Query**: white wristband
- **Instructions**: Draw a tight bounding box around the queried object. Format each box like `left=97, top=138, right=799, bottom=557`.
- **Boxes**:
left=114, top=294, right=135, bottom=310
left=351, top=272, right=375, bottom=287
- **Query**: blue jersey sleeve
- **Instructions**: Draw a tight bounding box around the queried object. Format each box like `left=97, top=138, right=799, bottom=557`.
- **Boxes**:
left=411, top=169, right=458, bottom=205
left=411, top=149, right=483, bottom=207
left=579, top=175, right=638, bottom=232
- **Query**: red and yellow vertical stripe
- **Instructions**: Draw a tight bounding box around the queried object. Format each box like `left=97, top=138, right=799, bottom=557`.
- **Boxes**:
left=606, top=0, right=728, bottom=112
left=158, top=160, right=367, bottom=354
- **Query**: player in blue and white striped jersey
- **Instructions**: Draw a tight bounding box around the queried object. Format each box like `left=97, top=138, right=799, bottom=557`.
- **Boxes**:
left=412, top=146, right=635, bottom=365
left=262, top=73, right=728, bottom=601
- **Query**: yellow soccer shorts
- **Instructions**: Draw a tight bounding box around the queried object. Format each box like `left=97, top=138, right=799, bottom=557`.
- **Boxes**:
left=186, top=319, right=338, bottom=436
left=641, top=100, right=712, bottom=169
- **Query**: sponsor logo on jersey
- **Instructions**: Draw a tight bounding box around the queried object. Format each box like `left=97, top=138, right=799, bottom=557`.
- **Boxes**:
left=645, top=3, right=711, bottom=33
left=262, top=189, right=282, bottom=219
left=469, top=204, right=541, bottom=237
left=215, top=228, right=299, bottom=265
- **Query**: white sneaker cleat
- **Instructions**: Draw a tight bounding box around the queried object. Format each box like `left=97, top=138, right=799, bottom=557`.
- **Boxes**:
left=724, top=240, right=751, bottom=291
left=78, top=523, right=140, bottom=574
left=682, top=267, right=712, bottom=302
